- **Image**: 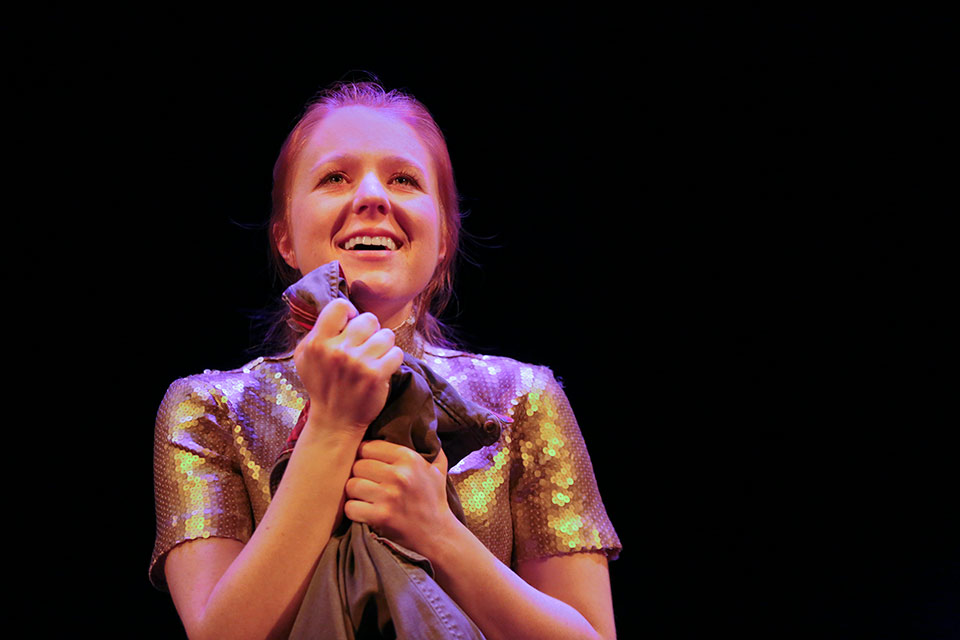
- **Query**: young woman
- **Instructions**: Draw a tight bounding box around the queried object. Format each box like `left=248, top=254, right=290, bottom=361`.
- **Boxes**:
left=151, top=81, right=621, bottom=640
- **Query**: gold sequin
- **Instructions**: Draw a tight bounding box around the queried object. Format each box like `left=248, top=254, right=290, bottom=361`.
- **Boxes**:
left=150, top=322, right=620, bottom=590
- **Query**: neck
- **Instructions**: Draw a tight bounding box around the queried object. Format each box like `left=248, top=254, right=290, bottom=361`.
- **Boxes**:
left=354, top=299, right=414, bottom=333
left=353, top=298, right=421, bottom=356
left=392, top=313, right=421, bottom=358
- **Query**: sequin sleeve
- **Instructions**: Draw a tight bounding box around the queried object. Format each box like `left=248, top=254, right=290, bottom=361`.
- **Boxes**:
left=510, top=367, right=621, bottom=564
left=149, top=376, right=254, bottom=590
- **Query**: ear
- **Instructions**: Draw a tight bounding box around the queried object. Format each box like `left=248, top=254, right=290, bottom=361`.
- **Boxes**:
left=273, top=220, right=299, bottom=271
left=437, top=211, right=448, bottom=264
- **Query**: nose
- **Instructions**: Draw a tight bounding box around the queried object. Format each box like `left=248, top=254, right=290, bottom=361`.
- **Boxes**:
left=352, top=172, right=390, bottom=217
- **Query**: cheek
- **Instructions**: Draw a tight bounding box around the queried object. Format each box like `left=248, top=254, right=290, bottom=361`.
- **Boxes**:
left=286, top=216, right=339, bottom=275
left=291, top=204, right=332, bottom=245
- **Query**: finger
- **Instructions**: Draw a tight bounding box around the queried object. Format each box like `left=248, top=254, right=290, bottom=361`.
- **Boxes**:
left=351, top=457, right=395, bottom=484
left=374, top=345, right=405, bottom=377
left=344, top=476, right=384, bottom=502
left=358, top=328, right=396, bottom=360
left=341, top=312, right=380, bottom=346
left=343, top=499, right=380, bottom=525
left=314, top=298, right=358, bottom=339
left=357, top=439, right=414, bottom=464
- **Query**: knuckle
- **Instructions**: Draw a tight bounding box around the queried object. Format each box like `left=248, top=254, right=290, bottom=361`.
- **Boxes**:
left=327, top=347, right=349, bottom=366
left=375, top=510, right=392, bottom=530
left=356, top=312, right=379, bottom=327
left=398, top=448, right=419, bottom=465
left=331, top=298, right=352, bottom=313
left=320, top=299, right=345, bottom=321
left=296, top=339, right=323, bottom=366
left=393, top=468, right=412, bottom=490
left=380, top=487, right=403, bottom=516
left=351, top=360, right=373, bottom=382
left=302, top=339, right=321, bottom=357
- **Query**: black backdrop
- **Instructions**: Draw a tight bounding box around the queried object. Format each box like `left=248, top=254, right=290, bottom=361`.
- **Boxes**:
left=14, top=6, right=954, bottom=638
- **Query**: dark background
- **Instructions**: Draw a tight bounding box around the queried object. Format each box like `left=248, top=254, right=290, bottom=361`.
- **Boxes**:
left=13, top=6, right=954, bottom=638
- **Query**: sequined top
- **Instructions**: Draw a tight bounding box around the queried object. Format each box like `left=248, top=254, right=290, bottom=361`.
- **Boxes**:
left=150, top=323, right=621, bottom=590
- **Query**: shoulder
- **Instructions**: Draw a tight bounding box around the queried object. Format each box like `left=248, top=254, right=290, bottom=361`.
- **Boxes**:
left=161, top=352, right=296, bottom=397
left=156, top=352, right=304, bottom=429
left=422, top=345, right=558, bottom=384
left=420, top=346, right=567, bottom=415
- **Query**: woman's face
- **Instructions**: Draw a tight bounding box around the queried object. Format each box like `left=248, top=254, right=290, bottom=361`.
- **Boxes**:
left=277, top=105, right=444, bottom=327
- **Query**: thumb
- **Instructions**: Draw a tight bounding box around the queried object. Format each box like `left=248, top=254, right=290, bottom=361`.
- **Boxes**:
left=433, top=448, right=448, bottom=475
left=313, top=297, right=358, bottom=339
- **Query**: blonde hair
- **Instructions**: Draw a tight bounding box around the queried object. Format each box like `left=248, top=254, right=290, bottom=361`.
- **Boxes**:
left=268, top=81, right=461, bottom=349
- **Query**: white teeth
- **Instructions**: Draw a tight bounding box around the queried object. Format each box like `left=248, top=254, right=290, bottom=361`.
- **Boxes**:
left=343, top=236, right=398, bottom=250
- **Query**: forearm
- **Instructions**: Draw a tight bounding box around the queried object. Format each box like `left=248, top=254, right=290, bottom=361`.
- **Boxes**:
left=190, top=424, right=363, bottom=640
left=429, top=519, right=605, bottom=640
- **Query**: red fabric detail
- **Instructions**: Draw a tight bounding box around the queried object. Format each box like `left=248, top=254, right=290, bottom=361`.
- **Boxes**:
left=287, top=398, right=311, bottom=447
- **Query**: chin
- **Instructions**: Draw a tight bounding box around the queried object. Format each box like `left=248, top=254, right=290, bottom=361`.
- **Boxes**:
left=345, top=275, right=408, bottom=308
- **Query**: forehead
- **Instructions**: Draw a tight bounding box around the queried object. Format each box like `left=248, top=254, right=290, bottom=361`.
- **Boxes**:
left=299, top=105, right=433, bottom=170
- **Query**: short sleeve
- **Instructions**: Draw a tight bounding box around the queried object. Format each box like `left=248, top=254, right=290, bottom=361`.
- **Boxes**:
left=149, top=377, right=254, bottom=591
left=510, top=368, right=621, bottom=564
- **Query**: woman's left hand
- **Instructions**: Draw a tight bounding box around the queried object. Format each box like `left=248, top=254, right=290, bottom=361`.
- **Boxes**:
left=344, top=440, right=458, bottom=557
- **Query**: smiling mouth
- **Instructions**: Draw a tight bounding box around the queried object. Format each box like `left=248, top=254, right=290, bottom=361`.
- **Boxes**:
left=341, top=236, right=400, bottom=251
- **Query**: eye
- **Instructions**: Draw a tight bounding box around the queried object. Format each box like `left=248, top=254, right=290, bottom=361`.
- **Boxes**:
left=391, top=172, right=421, bottom=189
left=318, top=171, right=348, bottom=186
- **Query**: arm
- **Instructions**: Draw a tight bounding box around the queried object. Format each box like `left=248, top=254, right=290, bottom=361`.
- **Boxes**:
left=163, top=300, right=405, bottom=640
left=517, top=553, right=616, bottom=640
left=165, top=426, right=365, bottom=640
left=346, top=442, right=617, bottom=640
left=431, top=515, right=617, bottom=640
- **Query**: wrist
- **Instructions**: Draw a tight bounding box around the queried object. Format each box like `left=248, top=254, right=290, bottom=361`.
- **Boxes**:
left=295, top=415, right=366, bottom=454
left=425, top=514, right=476, bottom=574
left=300, top=410, right=367, bottom=442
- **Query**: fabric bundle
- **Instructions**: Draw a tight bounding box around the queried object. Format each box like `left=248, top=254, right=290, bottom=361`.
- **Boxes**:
left=270, top=262, right=503, bottom=639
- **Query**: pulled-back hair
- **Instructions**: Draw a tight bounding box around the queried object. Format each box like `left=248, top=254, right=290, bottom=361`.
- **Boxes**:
left=268, top=80, right=461, bottom=350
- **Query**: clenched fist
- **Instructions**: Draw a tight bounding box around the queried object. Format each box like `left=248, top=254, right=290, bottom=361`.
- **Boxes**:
left=293, top=298, right=405, bottom=436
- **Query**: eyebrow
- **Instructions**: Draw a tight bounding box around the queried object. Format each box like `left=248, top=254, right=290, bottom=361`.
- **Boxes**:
left=309, top=153, right=428, bottom=175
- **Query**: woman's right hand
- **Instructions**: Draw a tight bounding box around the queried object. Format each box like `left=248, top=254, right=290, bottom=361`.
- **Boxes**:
left=293, top=298, right=405, bottom=435
left=167, top=296, right=402, bottom=640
